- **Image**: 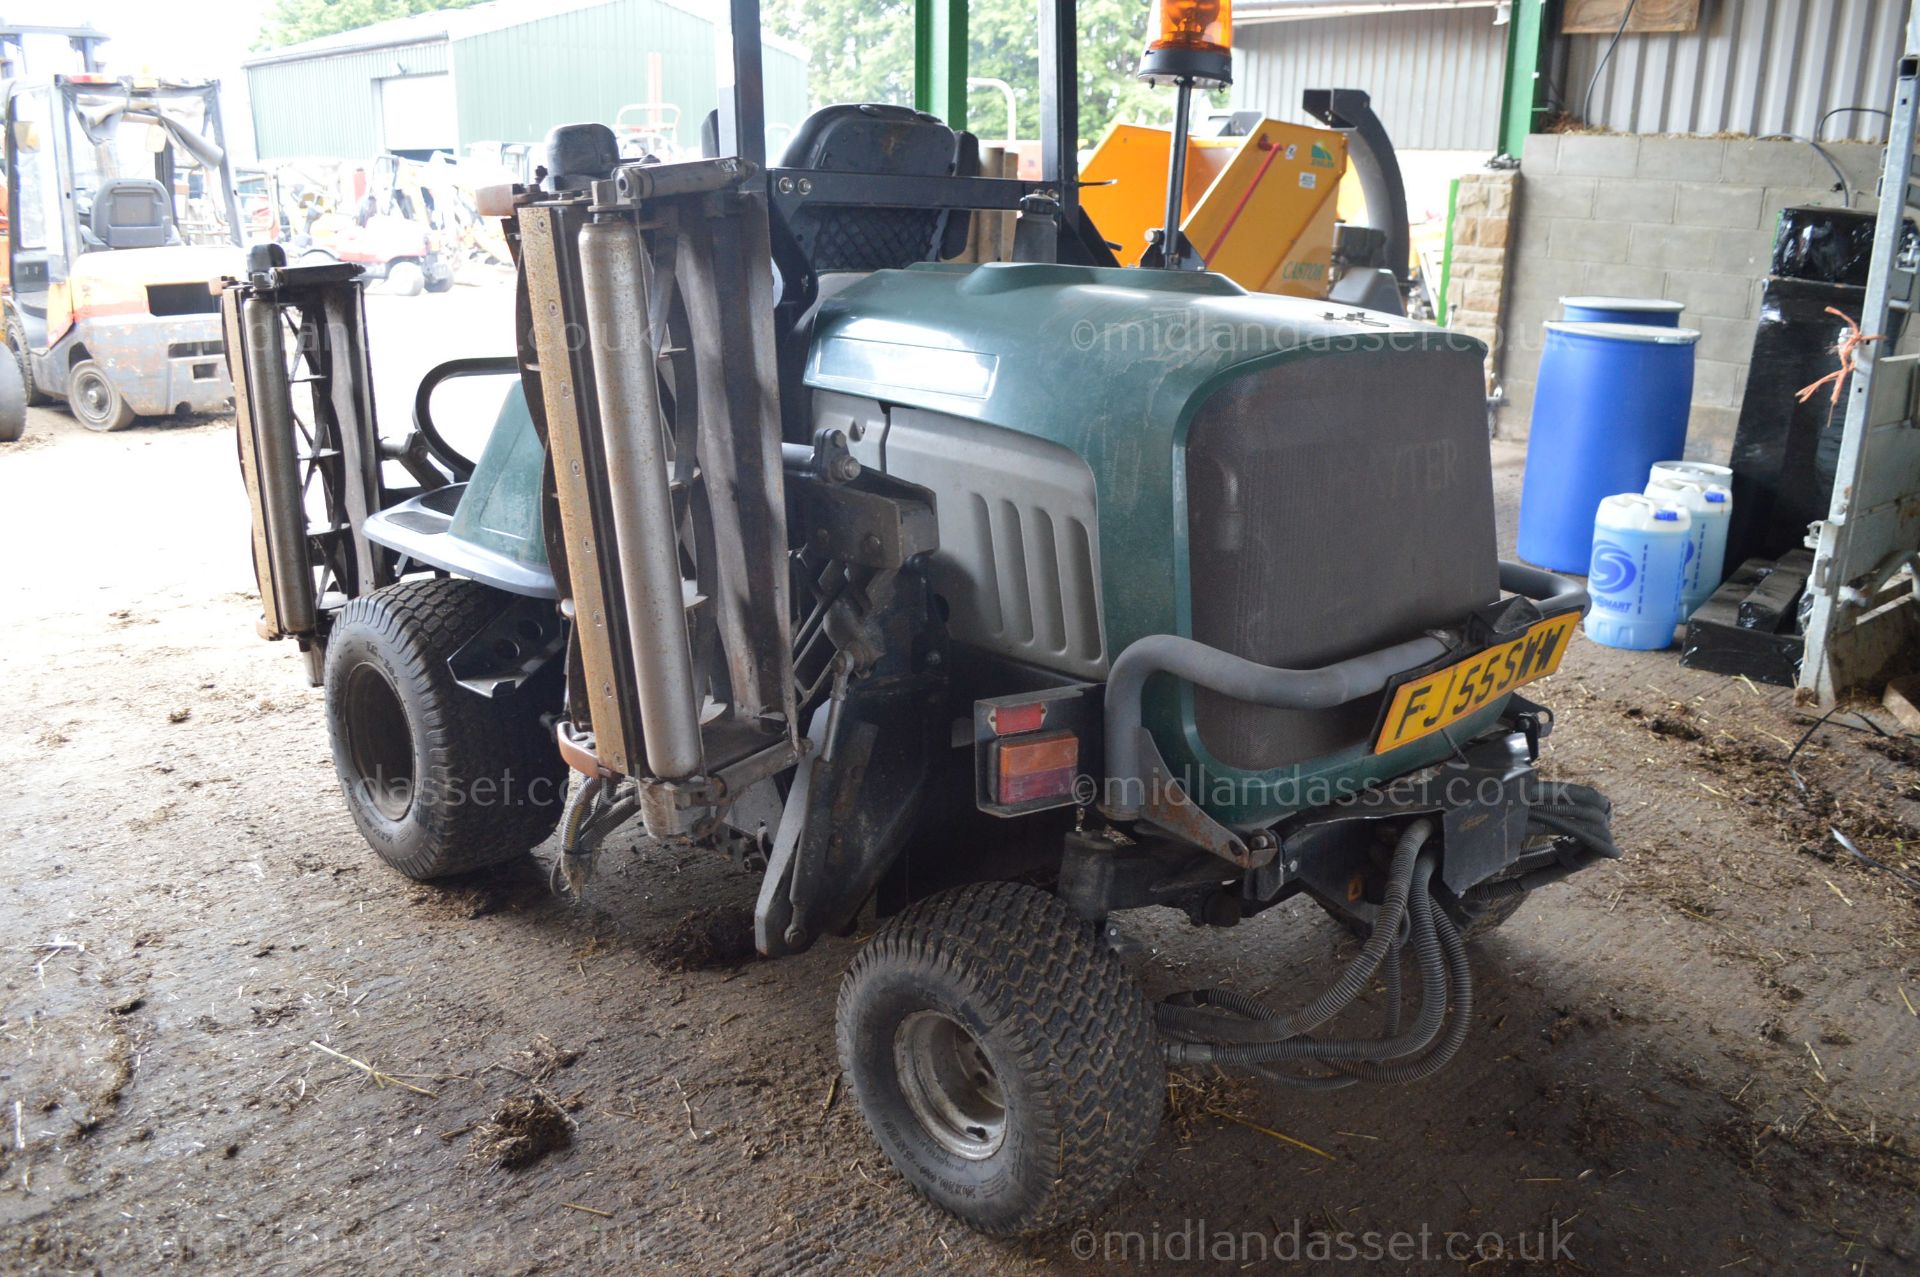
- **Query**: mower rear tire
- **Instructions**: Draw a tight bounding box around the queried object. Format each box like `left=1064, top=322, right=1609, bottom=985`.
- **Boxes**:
left=1454, top=889, right=1528, bottom=939
left=324, top=577, right=567, bottom=879
left=836, top=882, right=1164, bottom=1236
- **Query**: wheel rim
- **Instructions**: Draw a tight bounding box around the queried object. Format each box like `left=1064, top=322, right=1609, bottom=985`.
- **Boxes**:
left=894, top=1010, right=1007, bottom=1160
left=73, top=368, right=115, bottom=425
left=343, top=663, right=415, bottom=821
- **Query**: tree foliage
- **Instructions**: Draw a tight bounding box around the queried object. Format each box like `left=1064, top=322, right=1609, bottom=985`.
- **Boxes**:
left=765, top=0, right=1181, bottom=146
left=256, top=0, right=491, bottom=51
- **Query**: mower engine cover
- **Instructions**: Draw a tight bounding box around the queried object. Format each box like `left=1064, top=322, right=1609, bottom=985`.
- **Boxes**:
left=803, top=261, right=1499, bottom=828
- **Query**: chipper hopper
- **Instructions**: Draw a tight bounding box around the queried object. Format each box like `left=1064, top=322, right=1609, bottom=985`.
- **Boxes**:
left=224, top=0, right=1618, bottom=1236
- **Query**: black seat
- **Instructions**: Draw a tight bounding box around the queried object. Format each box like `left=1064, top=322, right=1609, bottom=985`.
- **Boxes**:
left=777, top=103, right=977, bottom=273
left=88, top=178, right=175, bottom=250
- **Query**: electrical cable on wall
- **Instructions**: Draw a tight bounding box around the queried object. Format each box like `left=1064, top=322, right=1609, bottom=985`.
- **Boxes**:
left=1580, top=0, right=1639, bottom=127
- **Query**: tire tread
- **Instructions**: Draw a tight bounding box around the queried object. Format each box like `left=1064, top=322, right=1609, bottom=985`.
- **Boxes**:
left=838, top=882, right=1162, bottom=1235
left=328, top=577, right=565, bottom=878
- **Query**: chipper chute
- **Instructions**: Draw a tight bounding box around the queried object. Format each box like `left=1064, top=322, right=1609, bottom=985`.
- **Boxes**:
left=223, top=0, right=1619, bottom=1239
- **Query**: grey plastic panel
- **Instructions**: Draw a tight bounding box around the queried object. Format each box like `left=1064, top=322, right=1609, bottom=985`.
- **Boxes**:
left=363, top=485, right=560, bottom=600
left=839, top=401, right=1107, bottom=678
left=809, top=389, right=889, bottom=471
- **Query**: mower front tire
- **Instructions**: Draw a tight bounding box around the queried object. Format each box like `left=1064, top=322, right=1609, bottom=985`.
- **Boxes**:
left=324, top=577, right=567, bottom=879
left=836, top=882, right=1164, bottom=1236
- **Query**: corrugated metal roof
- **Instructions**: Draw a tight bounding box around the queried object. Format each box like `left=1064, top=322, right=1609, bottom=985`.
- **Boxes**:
left=1231, top=3, right=1506, bottom=150
left=1238, top=0, right=1499, bottom=23
left=1559, top=0, right=1912, bottom=142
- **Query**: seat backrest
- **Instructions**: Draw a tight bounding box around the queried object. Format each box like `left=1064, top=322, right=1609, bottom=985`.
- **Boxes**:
left=90, top=178, right=173, bottom=250
left=778, top=104, right=974, bottom=273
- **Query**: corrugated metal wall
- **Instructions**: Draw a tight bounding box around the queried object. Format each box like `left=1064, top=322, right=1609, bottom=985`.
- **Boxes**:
left=1560, top=0, right=1912, bottom=142
left=762, top=42, right=812, bottom=150
left=246, top=0, right=811, bottom=160
left=451, top=0, right=716, bottom=148
left=247, top=41, right=450, bottom=158
left=1230, top=7, right=1507, bottom=151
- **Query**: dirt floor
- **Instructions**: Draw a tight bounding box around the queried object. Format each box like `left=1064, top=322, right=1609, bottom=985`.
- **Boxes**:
left=3, top=282, right=1919, bottom=1275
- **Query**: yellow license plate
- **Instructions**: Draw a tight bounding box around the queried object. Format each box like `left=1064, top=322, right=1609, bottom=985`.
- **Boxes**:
left=1372, top=612, right=1580, bottom=754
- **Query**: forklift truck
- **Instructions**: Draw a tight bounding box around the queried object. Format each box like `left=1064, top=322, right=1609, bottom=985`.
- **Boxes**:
left=4, top=73, right=242, bottom=431
left=225, top=0, right=1618, bottom=1235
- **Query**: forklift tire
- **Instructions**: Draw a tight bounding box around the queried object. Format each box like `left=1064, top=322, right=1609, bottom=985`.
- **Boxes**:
left=0, top=347, right=24, bottom=443
left=425, top=272, right=455, bottom=294
left=67, top=360, right=137, bottom=432
left=324, top=577, right=567, bottom=880
left=386, top=262, right=427, bottom=297
left=836, top=882, right=1164, bottom=1236
left=5, top=320, right=48, bottom=406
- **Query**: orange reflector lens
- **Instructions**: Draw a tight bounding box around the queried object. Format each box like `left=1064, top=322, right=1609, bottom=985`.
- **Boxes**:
left=995, top=731, right=1079, bottom=806
left=1149, top=0, right=1232, bottom=55
left=988, top=701, right=1047, bottom=736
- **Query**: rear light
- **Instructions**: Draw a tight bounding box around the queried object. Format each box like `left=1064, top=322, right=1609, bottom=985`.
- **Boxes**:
left=974, top=687, right=1098, bottom=815
left=994, top=731, right=1079, bottom=806
left=987, top=701, right=1047, bottom=735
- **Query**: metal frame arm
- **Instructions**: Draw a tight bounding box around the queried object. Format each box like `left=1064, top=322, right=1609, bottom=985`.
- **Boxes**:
left=1099, top=563, right=1588, bottom=820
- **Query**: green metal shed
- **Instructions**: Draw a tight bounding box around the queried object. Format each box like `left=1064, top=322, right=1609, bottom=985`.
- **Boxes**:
left=244, top=0, right=811, bottom=161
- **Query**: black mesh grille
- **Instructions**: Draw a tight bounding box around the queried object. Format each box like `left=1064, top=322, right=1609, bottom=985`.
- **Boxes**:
left=806, top=207, right=943, bottom=273
left=1184, top=346, right=1499, bottom=770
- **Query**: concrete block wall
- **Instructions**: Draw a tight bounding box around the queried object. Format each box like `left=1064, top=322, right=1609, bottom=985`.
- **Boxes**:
left=1500, top=133, right=1886, bottom=462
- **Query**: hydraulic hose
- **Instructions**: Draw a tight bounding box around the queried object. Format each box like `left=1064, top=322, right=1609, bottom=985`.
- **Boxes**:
left=1158, top=777, right=1607, bottom=1084
left=1158, top=818, right=1433, bottom=1047
left=1162, top=856, right=1452, bottom=1067
left=1326, top=907, right=1473, bottom=1084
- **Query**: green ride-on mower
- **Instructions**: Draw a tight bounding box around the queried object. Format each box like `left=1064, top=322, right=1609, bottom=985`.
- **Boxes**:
left=225, top=0, right=1618, bottom=1236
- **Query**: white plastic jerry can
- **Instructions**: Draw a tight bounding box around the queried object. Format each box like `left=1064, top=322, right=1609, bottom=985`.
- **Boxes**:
left=1644, top=474, right=1732, bottom=616
left=1585, top=493, right=1692, bottom=651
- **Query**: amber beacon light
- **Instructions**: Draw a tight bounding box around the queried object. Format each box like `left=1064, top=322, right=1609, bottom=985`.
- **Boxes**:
left=1139, top=0, right=1232, bottom=271
left=1139, top=0, right=1233, bottom=88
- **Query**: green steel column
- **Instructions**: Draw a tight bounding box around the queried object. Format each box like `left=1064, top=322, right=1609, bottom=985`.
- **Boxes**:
left=1498, top=0, right=1550, bottom=157
left=914, top=0, right=968, bottom=129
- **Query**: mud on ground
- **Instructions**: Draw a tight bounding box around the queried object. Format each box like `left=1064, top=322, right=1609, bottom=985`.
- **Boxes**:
left=1, top=295, right=1917, bottom=1274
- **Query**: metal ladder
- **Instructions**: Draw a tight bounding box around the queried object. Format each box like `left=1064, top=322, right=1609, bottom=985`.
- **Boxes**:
left=1800, top=8, right=1920, bottom=702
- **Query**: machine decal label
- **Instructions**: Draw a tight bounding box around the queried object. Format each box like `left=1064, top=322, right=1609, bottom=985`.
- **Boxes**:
left=1371, top=611, right=1581, bottom=755
left=1299, top=172, right=1318, bottom=189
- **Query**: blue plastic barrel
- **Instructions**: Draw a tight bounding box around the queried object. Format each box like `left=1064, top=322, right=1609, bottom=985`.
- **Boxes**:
left=1560, top=296, right=1685, bottom=326
left=1517, top=322, right=1701, bottom=573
